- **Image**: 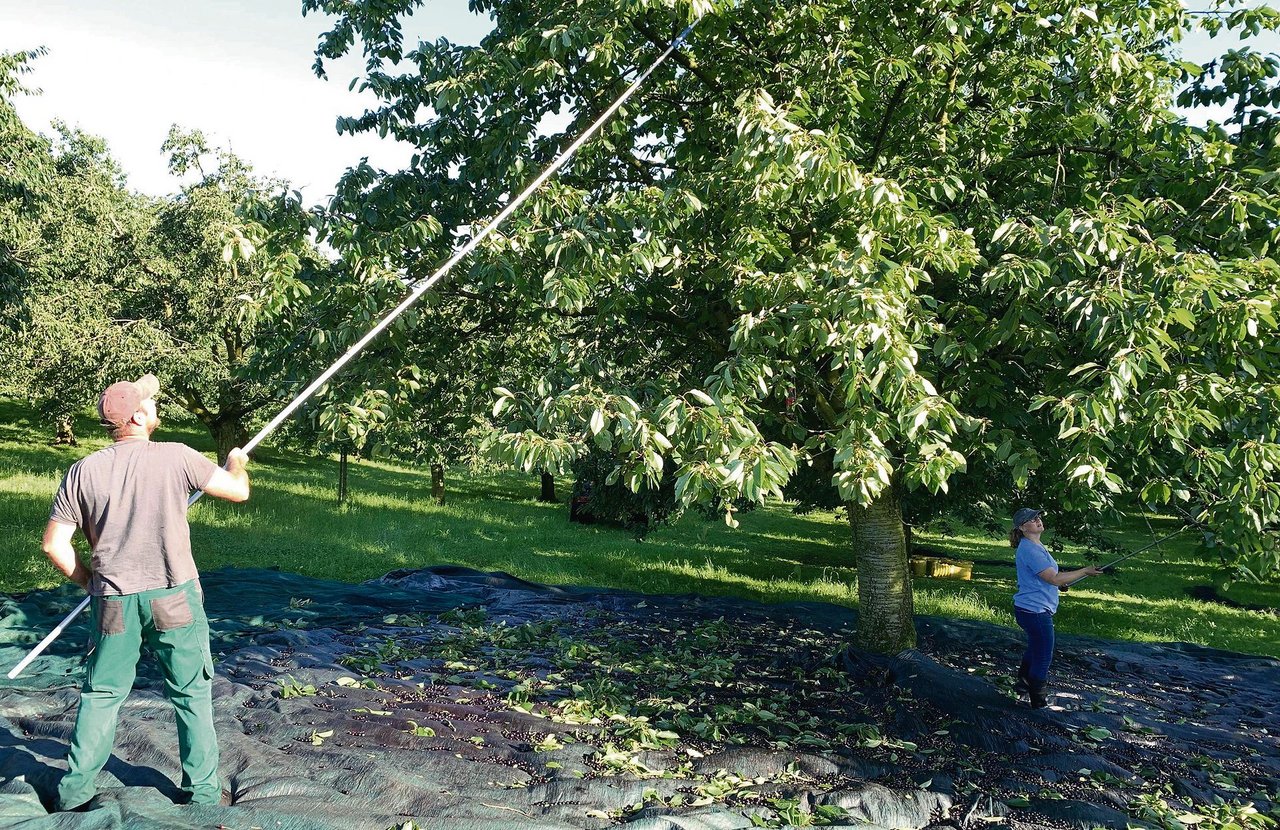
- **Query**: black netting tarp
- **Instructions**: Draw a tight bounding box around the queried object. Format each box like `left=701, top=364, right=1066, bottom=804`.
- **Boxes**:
left=1, top=566, right=1277, bottom=829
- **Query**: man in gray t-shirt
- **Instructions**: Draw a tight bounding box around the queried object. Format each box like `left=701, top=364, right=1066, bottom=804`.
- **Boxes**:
left=43, top=374, right=251, bottom=811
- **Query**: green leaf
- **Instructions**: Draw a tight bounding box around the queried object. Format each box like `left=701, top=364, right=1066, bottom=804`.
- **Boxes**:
left=1169, top=307, right=1196, bottom=330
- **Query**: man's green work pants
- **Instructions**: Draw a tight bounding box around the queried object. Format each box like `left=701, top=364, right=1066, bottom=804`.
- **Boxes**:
left=57, top=580, right=219, bottom=810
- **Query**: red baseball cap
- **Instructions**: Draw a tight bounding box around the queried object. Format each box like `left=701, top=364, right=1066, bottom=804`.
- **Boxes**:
left=98, top=374, right=160, bottom=428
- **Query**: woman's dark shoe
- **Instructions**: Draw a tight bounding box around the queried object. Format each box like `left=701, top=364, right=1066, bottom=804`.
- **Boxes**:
left=1013, top=660, right=1030, bottom=695
left=1029, top=680, right=1050, bottom=709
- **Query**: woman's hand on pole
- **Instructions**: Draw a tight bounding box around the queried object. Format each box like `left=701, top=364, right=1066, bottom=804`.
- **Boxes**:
left=1059, top=565, right=1105, bottom=588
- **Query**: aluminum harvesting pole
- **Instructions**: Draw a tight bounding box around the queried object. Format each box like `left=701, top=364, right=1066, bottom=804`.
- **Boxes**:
left=1061, top=526, right=1189, bottom=589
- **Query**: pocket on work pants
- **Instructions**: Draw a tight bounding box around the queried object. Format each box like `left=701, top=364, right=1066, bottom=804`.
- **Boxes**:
left=94, top=598, right=126, bottom=637
left=146, top=584, right=213, bottom=690
left=150, top=591, right=194, bottom=631
left=86, top=596, right=141, bottom=691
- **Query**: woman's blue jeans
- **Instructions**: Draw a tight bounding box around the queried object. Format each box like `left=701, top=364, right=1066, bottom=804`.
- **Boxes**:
left=1014, top=607, right=1055, bottom=683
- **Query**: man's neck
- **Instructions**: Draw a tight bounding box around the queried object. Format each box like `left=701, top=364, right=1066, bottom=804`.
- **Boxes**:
left=113, top=432, right=150, bottom=444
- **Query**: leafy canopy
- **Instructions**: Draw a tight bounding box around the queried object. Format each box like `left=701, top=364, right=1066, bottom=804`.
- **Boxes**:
left=304, top=0, right=1280, bottom=578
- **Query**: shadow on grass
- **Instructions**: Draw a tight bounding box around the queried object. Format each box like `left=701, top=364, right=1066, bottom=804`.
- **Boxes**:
left=0, top=439, right=90, bottom=477
left=185, top=476, right=851, bottom=603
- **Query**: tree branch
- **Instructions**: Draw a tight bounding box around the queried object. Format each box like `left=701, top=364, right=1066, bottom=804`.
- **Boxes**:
left=453, top=285, right=598, bottom=319
left=1013, top=144, right=1143, bottom=172
left=866, top=78, right=911, bottom=170
left=631, top=18, right=723, bottom=95
left=174, top=384, right=212, bottom=422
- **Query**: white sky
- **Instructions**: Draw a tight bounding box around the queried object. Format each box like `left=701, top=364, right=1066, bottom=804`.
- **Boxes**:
left=2, top=1, right=1277, bottom=201
left=0, top=0, right=490, bottom=200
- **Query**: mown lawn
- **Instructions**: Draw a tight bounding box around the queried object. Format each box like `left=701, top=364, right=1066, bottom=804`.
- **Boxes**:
left=2, top=399, right=1277, bottom=657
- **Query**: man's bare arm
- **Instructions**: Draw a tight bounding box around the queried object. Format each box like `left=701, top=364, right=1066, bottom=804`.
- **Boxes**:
left=201, top=448, right=250, bottom=503
left=43, top=520, right=91, bottom=590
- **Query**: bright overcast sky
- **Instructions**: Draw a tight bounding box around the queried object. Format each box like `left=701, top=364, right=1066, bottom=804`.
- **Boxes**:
left=2, top=1, right=1277, bottom=202
left=0, top=0, right=491, bottom=200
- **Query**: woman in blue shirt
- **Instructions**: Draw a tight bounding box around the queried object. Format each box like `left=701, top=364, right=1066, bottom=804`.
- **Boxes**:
left=1010, top=507, right=1102, bottom=708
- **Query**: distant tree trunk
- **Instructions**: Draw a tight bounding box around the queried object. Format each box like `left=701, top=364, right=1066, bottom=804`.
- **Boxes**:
left=50, top=414, right=77, bottom=446
left=849, top=486, right=916, bottom=654
left=338, top=449, right=349, bottom=504
left=904, top=523, right=914, bottom=556
left=207, top=416, right=249, bottom=465
left=539, top=471, right=557, bottom=502
left=431, top=463, right=445, bottom=505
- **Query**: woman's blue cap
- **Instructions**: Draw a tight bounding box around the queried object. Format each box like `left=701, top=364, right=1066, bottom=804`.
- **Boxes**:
left=1012, top=507, right=1043, bottom=528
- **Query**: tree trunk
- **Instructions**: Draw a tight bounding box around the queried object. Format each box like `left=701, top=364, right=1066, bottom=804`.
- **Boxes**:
left=848, top=487, right=916, bottom=653
left=50, top=414, right=77, bottom=446
left=539, top=471, right=557, bottom=503
left=338, top=450, right=349, bottom=504
left=431, top=463, right=445, bottom=505
left=208, top=417, right=249, bottom=465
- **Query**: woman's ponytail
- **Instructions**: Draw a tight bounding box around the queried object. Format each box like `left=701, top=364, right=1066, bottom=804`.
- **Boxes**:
left=1009, top=527, right=1024, bottom=548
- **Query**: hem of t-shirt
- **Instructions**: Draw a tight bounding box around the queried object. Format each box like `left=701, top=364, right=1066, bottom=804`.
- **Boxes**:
left=91, top=577, right=198, bottom=597
left=1013, top=604, right=1055, bottom=615
left=48, top=515, right=78, bottom=526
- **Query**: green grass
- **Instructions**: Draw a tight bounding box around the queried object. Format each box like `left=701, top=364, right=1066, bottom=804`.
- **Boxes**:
left=2, top=399, right=1277, bottom=657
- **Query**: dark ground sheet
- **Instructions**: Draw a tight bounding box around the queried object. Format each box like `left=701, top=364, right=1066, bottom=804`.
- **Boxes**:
left=0, top=566, right=1276, bottom=829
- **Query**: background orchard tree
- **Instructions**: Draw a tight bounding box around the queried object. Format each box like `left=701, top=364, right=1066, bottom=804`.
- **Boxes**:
left=0, top=50, right=161, bottom=443
left=135, top=128, right=332, bottom=460
left=308, top=0, right=1280, bottom=652
left=285, top=105, right=594, bottom=505
left=12, top=126, right=161, bottom=445
left=1, top=92, right=339, bottom=458
left=0, top=49, right=49, bottom=327
left=289, top=262, right=575, bottom=505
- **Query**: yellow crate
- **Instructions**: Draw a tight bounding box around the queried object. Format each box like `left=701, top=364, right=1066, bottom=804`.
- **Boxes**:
left=909, top=557, right=935, bottom=578
left=930, top=559, right=973, bottom=581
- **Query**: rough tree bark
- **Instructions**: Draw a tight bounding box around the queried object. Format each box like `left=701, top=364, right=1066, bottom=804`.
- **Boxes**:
left=431, top=463, right=445, bottom=505
left=338, top=449, right=349, bottom=504
left=206, top=417, right=249, bottom=465
left=848, top=486, right=917, bottom=653
left=172, top=383, right=252, bottom=464
left=50, top=414, right=77, bottom=446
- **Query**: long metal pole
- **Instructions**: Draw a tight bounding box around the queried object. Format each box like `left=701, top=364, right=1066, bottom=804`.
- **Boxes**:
left=8, top=23, right=696, bottom=681
left=1061, top=526, right=1189, bottom=588
left=7, top=596, right=91, bottom=679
